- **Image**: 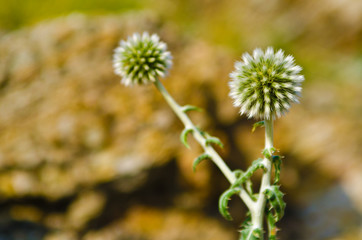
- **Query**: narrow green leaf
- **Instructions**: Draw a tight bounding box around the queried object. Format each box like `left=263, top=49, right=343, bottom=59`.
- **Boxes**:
left=218, top=188, right=241, bottom=220
left=264, top=185, right=286, bottom=222
left=272, top=155, right=282, bottom=184
left=180, top=128, right=193, bottom=149
left=252, top=121, right=264, bottom=132
left=267, top=212, right=278, bottom=240
left=205, top=136, right=224, bottom=148
left=181, top=105, right=203, bottom=113
left=192, top=153, right=212, bottom=172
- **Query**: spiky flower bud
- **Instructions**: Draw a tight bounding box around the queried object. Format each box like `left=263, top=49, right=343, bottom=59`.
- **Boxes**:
left=229, top=47, right=304, bottom=119
left=113, top=32, right=172, bottom=86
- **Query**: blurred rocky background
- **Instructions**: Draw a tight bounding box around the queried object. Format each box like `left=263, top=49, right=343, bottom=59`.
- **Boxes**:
left=0, top=0, right=361, bottom=239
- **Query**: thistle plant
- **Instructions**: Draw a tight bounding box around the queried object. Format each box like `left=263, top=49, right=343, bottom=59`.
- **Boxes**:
left=113, top=33, right=304, bottom=239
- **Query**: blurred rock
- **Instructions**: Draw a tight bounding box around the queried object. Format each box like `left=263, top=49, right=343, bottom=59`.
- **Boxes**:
left=66, top=191, right=105, bottom=230
left=83, top=205, right=235, bottom=240
left=0, top=13, right=181, bottom=200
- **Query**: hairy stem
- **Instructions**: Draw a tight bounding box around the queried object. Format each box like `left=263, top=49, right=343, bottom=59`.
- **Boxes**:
left=153, top=78, right=255, bottom=210
left=252, top=118, right=274, bottom=233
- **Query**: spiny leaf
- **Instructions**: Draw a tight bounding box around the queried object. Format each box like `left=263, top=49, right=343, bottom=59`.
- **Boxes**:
left=181, top=105, right=203, bottom=113
left=264, top=185, right=286, bottom=222
left=239, top=226, right=263, bottom=240
left=249, top=158, right=267, bottom=173
left=272, top=155, right=282, bottom=184
left=252, top=121, right=264, bottom=132
left=197, top=129, right=224, bottom=148
left=219, top=188, right=241, bottom=220
left=233, top=170, right=244, bottom=178
left=240, top=211, right=252, bottom=229
left=267, top=212, right=278, bottom=240
left=262, top=147, right=276, bottom=159
left=180, top=128, right=193, bottom=149
left=192, top=153, right=212, bottom=172
left=205, top=136, right=224, bottom=148
left=233, top=170, right=256, bottom=198
left=232, top=158, right=266, bottom=188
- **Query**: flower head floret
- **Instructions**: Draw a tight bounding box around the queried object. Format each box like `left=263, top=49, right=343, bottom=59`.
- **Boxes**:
left=113, top=32, right=172, bottom=86
left=229, top=47, right=304, bottom=119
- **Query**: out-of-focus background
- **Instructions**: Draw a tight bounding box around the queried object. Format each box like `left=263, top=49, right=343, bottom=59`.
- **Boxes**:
left=0, top=0, right=361, bottom=239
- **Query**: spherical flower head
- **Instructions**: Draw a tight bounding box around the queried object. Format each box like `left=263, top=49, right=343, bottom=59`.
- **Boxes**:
left=229, top=47, right=304, bottom=120
left=113, top=32, right=172, bottom=86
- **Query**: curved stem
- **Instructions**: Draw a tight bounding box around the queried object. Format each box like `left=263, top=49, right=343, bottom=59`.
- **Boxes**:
left=153, top=78, right=255, bottom=210
left=252, top=118, right=273, bottom=233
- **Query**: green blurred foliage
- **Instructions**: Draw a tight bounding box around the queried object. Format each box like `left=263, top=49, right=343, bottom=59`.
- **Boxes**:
left=2, top=0, right=362, bottom=58
left=0, top=0, right=143, bottom=30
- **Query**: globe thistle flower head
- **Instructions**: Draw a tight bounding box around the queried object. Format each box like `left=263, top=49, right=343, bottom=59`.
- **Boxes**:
left=113, top=32, right=172, bottom=86
left=229, top=47, right=304, bottom=120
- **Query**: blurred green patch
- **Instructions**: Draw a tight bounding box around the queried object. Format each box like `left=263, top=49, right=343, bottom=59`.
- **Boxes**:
left=0, top=0, right=143, bottom=30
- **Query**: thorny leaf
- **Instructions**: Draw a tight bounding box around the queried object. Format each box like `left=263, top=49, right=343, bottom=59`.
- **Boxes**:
left=252, top=121, right=265, bottom=132
left=205, top=136, right=224, bottom=148
left=219, top=188, right=241, bottom=220
left=262, top=147, right=276, bottom=159
left=232, top=158, right=266, bottom=188
left=180, top=127, right=193, bottom=149
left=264, top=185, right=286, bottom=222
left=267, top=211, right=278, bottom=240
left=192, top=153, right=212, bottom=172
left=239, top=226, right=262, bottom=240
left=272, top=155, right=282, bottom=184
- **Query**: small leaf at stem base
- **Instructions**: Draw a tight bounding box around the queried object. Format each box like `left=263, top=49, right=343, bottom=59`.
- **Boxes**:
left=262, top=147, right=276, bottom=159
left=252, top=121, right=265, bottom=132
left=239, top=226, right=263, bottom=240
left=181, top=105, right=203, bottom=113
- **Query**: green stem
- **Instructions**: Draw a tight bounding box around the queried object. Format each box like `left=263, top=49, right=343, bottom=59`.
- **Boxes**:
left=252, top=118, right=274, bottom=234
left=153, top=78, right=255, bottom=210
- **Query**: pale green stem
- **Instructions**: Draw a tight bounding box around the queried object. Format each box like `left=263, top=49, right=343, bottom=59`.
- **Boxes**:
left=252, top=118, right=273, bottom=233
left=153, top=78, right=255, bottom=210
